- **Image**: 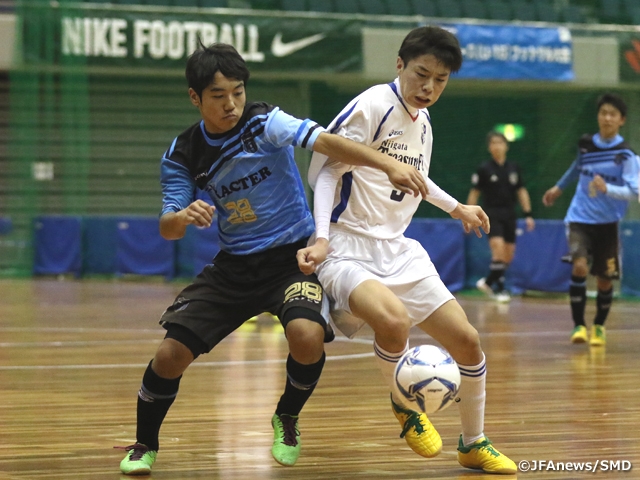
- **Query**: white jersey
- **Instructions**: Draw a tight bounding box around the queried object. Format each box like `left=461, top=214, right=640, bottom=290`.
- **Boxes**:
left=309, top=78, right=456, bottom=240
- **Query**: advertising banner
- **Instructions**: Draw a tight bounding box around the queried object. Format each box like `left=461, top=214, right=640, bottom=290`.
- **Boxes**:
left=19, top=2, right=362, bottom=72
left=445, top=23, right=574, bottom=81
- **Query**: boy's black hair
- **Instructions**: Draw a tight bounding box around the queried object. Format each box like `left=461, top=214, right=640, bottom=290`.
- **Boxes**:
left=486, top=130, right=508, bottom=146
left=398, top=26, right=463, bottom=73
left=186, top=42, right=250, bottom=99
left=597, top=92, right=627, bottom=118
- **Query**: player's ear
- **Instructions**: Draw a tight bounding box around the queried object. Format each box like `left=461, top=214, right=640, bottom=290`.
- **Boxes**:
left=396, top=57, right=405, bottom=75
left=188, top=88, right=202, bottom=107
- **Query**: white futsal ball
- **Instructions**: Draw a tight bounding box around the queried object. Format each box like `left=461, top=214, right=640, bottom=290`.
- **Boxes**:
left=394, top=345, right=461, bottom=414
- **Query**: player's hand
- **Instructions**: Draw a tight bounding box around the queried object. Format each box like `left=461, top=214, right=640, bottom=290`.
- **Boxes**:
left=525, top=216, right=535, bottom=232
left=450, top=203, right=490, bottom=238
left=542, top=186, right=562, bottom=206
left=297, top=238, right=330, bottom=275
left=384, top=162, right=429, bottom=199
left=590, top=174, right=607, bottom=195
left=179, top=200, right=215, bottom=228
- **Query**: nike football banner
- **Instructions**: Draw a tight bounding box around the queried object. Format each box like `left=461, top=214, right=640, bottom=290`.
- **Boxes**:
left=444, top=23, right=574, bottom=81
left=18, top=1, right=363, bottom=72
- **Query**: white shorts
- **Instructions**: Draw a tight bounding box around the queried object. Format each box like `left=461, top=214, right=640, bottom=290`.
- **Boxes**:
left=316, top=229, right=454, bottom=338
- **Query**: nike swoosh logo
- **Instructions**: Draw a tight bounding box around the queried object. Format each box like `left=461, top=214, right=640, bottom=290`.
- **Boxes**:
left=271, top=32, right=326, bottom=57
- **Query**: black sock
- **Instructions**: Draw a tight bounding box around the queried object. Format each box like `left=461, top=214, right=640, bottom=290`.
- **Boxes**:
left=275, top=353, right=325, bottom=417
left=485, top=261, right=505, bottom=288
left=594, top=287, right=613, bottom=326
left=569, top=275, right=587, bottom=327
left=136, top=361, right=181, bottom=451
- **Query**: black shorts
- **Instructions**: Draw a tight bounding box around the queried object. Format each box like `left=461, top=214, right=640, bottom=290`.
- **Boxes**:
left=486, top=208, right=517, bottom=244
left=568, top=222, right=620, bottom=279
left=159, top=239, right=329, bottom=353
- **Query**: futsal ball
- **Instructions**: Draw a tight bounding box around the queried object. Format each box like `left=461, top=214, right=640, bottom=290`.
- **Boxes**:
left=394, top=345, right=461, bottom=414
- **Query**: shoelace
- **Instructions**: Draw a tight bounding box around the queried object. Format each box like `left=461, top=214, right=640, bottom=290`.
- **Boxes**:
left=278, top=415, right=300, bottom=447
left=113, top=443, right=149, bottom=461
left=464, top=438, right=500, bottom=458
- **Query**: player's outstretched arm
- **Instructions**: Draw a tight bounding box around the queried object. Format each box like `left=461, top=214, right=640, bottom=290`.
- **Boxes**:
left=466, top=188, right=480, bottom=206
left=449, top=203, right=490, bottom=238
left=159, top=200, right=215, bottom=240
left=542, top=185, right=562, bottom=206
left=517, top=187, right=535, bottom=231
left=312, top=132, right=428, bottom=199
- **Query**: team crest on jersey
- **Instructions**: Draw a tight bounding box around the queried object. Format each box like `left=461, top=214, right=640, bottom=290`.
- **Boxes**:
left=509, top=172, right=519, bottom=185
left=241, top=130, right=258, bottom=153
left=614, top=152, right=627, bottom=165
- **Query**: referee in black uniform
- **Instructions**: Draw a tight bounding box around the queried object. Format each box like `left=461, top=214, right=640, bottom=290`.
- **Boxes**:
left=467, top=131, right=535, bottom=302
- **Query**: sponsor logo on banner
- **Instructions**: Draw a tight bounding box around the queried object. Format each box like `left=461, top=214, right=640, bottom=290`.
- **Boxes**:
left=443, top=24, right=574, bottom=81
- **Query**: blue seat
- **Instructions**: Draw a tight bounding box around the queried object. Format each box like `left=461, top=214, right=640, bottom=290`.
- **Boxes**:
left=563, top=4, right=585, bottom=23
left=512, top=0, right=536, bottom=21
left=410, top=0, right=437, bottom=16
left=460, top=0, right=487, bottom=19
left=629, top=6, right=640, bottom=23
left=390, top=0, right=413, bottom=16
left=199, top=0, right=227, bottom=6
left=600, top=0, right=622, bottom=20
left=311, top=0, right=333, bottom=12
left=436, top=0, right=461, bottom=17
left=334, top=0, right=359, bottom=13
left=360, top=0, right=386, bottom=14
left=535, top=3, right=559, bottom=22
left=0, top=217, right=11, bottom=235
left=173, top=0, right=200, bottom=5
left=486, top=0, right=512, bottom=20
left=281, top=0, right=306, bottom=11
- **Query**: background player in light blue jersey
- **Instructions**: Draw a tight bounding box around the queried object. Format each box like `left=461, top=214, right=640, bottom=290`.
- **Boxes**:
left=543, top=93, right=639, bottom=347
left=118, top=42, right=427, bottom=476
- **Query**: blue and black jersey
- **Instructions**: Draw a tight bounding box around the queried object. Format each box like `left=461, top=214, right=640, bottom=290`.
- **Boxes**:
left=160, top=102, right=324, bottom=255
left=557, top=133, right=639, bottom=224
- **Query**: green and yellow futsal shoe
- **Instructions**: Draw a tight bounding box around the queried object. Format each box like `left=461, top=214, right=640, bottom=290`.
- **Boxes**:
left=457, top=435, right=517, bottom=474
left=118, top=443, right=157, bottom=475
left=271, top=413, right=301, bottom=466
left=391, top=397, right=442, bottom=458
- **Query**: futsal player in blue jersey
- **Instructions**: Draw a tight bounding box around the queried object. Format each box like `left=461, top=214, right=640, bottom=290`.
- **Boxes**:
left=543, top=93, right=639, bottom=347
left=117, top=43, right=427, bottom=475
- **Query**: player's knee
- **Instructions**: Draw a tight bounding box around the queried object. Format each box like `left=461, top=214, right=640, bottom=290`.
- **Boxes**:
left=286, top=319, right=325, bottom=359
left=375, top=311, right=411, bottom=343
left=450, top=327, right=482, bottom=363
left=153, top=339, right=194, bottom=378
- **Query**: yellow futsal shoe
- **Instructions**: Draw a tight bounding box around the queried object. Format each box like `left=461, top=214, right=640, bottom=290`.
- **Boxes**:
left=391, top=397, right=442, bottom=458
left=457, top=436, right=517, bottom=474
left=589, top=325, right=606, bottom=346
left=570, top=325, right=588, bottom=344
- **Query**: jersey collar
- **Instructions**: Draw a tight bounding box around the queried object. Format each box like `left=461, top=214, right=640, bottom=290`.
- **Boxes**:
left=593, top=133, right=623, bottom=149
left=389, top=78, right=419, bottom=122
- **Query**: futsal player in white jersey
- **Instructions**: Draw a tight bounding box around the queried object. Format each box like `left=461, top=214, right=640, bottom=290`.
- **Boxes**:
left=297, top=26, right=517, bottom=475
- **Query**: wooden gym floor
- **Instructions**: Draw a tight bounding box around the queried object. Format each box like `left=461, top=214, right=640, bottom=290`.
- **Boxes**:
left=0, top=278, right=639, bottom=479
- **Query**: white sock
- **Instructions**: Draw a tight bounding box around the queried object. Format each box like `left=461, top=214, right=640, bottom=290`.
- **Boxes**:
left=374, top=340, right=408, bottom=405
left=457, top=354, right=487, bottom=446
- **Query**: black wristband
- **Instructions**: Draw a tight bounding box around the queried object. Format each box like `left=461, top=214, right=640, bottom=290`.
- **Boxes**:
left=523, top=211, right=532, bottom=218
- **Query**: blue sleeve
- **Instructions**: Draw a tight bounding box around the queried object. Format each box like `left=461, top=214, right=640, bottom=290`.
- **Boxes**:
left=607, top=154, right=640, bottom=201
left=556, top=157, right=580, bottom=190
left=263, top=108, right=325, bottom=151
left=160, top=154, right=195, bottom=216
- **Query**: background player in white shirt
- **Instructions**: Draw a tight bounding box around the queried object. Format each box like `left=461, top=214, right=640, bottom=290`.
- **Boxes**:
left=297, top=26, right=516, bottom=475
